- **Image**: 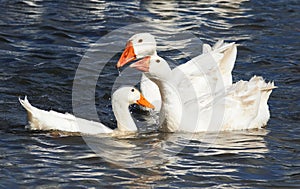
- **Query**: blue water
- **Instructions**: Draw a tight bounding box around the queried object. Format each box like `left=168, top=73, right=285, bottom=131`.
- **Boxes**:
left=0, top=0, right=299, bottom=188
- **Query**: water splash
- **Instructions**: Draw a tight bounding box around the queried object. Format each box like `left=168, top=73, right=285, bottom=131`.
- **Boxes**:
left=149, top=109, right=159, bottom=125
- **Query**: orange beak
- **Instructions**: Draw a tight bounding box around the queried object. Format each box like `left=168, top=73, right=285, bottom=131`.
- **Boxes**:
left=116, top=41, right=136, bottom=68
left=136, top=94, right=155, bottom=109
left=129, top=56, right=150, bottom=72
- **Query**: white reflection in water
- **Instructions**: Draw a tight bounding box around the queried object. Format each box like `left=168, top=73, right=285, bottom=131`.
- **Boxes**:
left=83, top=128, right=269, bottom=172
left=139, top=0, right=251, bottom=27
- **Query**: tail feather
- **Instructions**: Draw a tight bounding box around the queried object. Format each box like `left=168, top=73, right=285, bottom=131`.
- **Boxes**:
left=249, top=76, right=277, bottom=92
left=214, top=42, right=236, bottom=53
left=202, top=43, right=212, bottom=54
left=212, top=39, right=224, bottom=50
left=204, top=39, right=235, bottom=54
left=219, top=44, right=237, bottom=73
left=19, top=96, right=34, bottom=113
left=19, top=96, right=38, bottom=129
left=261, top=81, right=277, bottom=92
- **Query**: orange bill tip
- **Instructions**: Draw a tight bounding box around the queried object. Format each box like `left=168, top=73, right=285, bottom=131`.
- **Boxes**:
left=136, top=94, right=155, bottom=109
left=116, top=41, right=136, bottom=68
left=129, top=56, right=150, bottom=72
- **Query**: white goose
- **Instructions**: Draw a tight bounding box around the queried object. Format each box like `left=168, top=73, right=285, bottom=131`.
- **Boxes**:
left=117, top=33, right=237, bottom=112
left=129, top=55, right=276, bottom=132
left=19, top=87, right=154, bottom=135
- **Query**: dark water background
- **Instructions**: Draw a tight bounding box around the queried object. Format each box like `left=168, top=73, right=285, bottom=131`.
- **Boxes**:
left=1, top=0, right=299, bottom=188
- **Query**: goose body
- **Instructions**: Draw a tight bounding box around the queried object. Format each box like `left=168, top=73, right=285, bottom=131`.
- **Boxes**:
left=130, top=55, right=276, bottom=132
left=19, top=87, right=154, bottom=135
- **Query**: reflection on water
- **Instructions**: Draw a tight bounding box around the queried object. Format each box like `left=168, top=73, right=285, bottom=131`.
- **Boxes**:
left=64, top=129, right=271, bottom=187
left=139, top=0, right=252, bottom=36
left=83, top=129, right=268, bottom=169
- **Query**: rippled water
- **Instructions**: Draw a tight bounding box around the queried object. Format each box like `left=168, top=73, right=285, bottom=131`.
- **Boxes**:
left=1, top=0, right=299, bottom=188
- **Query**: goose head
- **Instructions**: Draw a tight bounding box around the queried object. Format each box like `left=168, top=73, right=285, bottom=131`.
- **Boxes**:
left=117, top=33, right=157, bottom=68
left=112, top=86, right=155, bottom=109
left=112, top=86, right=155, bottom=132
left=129, top=55, right=172, bottom=81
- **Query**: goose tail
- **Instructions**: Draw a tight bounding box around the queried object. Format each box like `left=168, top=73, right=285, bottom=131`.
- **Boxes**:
left=19, top=96, right=34, bottom=113
left=261, top=81, right=277, bottom=92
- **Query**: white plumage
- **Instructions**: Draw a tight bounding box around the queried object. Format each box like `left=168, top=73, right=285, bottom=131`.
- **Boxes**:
left=19, top=87, right=154, bottom=135
left=130, top=55, right=276, bottom=132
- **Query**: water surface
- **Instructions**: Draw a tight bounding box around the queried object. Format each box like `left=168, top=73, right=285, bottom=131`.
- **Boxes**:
left=0, top=0, right=299, bottom=188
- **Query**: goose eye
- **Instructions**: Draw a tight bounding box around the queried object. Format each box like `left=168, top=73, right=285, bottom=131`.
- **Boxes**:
left=156, top=59, right=160, bottom=63
left=138, top=39, right=143, bottom=43
left=131, top=88, right=135, bottom=92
